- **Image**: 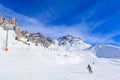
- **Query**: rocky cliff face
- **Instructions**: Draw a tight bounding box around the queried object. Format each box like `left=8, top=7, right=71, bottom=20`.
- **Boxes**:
left=28, top=32, right=55, bottom=47
left=0, top=12, right=55, bottom=48
left=0, top=13, right=3, bottom=23
left=0, top=13, right=21, bottom=38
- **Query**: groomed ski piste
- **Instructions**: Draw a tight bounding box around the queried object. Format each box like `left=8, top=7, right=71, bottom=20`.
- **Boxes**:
left=0, top=27, right=120, bottom=80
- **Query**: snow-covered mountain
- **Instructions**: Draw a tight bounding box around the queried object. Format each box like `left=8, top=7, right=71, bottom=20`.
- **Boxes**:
left=0, top=26, right=120, bottom=80
left=57, top=35, right=120, bottom=59
left=89, top=44, right=120, bottom=59
left=0, top=12, right=120, bottom=80
left=57, top=35, right=91, bottom=51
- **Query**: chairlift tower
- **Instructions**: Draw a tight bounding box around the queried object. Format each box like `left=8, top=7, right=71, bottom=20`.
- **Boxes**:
left=4, top=24, right=13, bottom=51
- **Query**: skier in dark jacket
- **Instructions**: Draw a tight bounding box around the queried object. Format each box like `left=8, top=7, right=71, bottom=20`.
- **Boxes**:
left=87, top=64, right=93, bottom=74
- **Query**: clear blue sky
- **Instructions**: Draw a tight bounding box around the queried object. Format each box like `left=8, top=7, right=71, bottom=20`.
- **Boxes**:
left=0, top=0, right=120, bottom=46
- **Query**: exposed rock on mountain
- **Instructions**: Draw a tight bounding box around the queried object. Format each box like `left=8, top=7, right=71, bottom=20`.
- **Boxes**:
left=0, top=13, right=3, bottom=23
left=0, top=12, right=51, bottom=47
left=58, top=35, right=91, bottom=51
left=47, top=37, right=55, bottom=44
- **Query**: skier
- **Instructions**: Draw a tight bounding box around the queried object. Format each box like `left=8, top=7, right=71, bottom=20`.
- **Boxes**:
left=87, top=64, right=93, bottom=74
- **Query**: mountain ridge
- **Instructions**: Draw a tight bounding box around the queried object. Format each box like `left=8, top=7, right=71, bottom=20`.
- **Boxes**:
left=0, top=12, right=120, bottom=59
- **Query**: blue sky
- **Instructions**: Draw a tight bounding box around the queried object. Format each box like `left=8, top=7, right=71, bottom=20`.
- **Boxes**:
left=0, top=0, right=120, bottom=46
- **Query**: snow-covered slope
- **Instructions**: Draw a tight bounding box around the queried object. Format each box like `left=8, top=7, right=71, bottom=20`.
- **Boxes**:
left=0, top=27, right=120, bottom=80
left=89, top=44, right=120, bottom=59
